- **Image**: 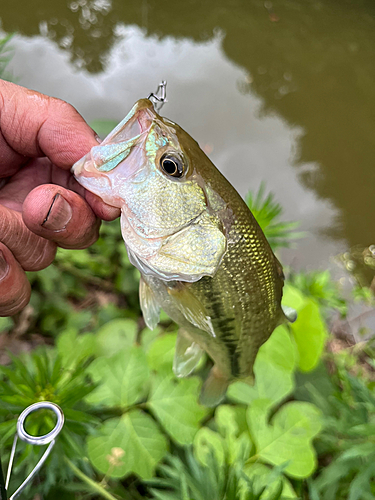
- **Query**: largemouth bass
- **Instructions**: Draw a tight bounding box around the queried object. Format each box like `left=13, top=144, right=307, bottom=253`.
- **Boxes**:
left=72, top=98, right=295, bottom=406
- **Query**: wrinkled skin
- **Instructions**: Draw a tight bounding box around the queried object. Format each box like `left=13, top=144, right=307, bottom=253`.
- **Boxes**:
left=0, top=79, right=120, bottom=316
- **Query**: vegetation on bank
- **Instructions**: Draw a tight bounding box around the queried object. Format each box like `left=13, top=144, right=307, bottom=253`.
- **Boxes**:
left=1, top=34, right=375, bottom=500
left=0, top=182, right=374, bottom=500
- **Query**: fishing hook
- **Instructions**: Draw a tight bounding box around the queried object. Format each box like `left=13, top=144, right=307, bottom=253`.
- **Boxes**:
left=148, top=80, right=167, bottom=112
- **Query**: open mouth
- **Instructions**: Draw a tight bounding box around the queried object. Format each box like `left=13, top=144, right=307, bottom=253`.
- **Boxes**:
left=72, top=99, right=156, bottom=174
left=104, top=99, right=156, bottom=145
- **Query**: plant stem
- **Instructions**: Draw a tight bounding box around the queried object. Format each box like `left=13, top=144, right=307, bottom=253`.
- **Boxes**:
left=64, top=457, right=122, bottom=500
left=57, top=262, right=115, bottom=291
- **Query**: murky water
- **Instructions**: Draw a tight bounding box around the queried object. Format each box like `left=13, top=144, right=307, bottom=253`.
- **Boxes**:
left=1, top=0, right=375, bottom=270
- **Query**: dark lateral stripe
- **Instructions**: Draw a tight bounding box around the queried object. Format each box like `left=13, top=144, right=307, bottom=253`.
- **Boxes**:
left=205, top=286, right=241, bottom=378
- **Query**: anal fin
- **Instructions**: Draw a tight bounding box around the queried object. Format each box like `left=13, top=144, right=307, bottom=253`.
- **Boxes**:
left=173, top=328, right=203, bottom=378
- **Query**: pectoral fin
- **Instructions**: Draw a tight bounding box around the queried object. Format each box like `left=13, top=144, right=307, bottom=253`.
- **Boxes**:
left=173, top=328, right=203, bottom=378
left=139, top=277, right=160, bottom=330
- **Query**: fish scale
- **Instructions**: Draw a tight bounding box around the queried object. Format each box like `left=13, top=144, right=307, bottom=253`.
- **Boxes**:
left=72, top=97, right=291, bottom=406
left=183, top=197, right=284, bottom=381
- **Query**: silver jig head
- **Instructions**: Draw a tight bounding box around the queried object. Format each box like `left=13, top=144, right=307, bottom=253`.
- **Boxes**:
left=5, top=402, right=64, bottom=500
left=148, top=80, right=167, bottom=112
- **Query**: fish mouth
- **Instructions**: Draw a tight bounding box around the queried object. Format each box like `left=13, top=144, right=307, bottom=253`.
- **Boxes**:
left=71, top=99, right=160, bottom=207
left=115, top=98, right=157, bottom=142
left=72, top=98, right=157, bottom=179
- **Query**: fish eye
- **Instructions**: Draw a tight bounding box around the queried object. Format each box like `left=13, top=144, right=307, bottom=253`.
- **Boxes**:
left=160, top=153, right=185, bottom=178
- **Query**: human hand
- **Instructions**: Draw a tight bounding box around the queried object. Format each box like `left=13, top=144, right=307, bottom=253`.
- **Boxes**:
left=0, top=80, right=121, bottom=316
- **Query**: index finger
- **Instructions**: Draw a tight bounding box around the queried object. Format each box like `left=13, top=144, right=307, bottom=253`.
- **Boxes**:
left=0, top=79, right=99, bottom=173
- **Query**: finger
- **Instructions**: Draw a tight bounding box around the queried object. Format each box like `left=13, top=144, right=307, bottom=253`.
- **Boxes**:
left=0, top=158, right=120, bottom=222
left=0, top=80, right=99, bottom=171
left=0, top=243, right=31, bottom=316
left=50, top=166, right=121, bottom=221
left=0, top=205, right=57, bottom=271
left=85, top=191, right=121, bottom=221
left=22, top=185, right=101, bottom=249
left=51, top=163, right=120, bottom=220
left=0, top=129, right=25, bottom=177
left=0, top=157, right=53, bottom=212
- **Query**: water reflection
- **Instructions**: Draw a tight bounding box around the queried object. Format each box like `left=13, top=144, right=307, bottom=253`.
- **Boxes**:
left=1, top=0, right=375, bottom=269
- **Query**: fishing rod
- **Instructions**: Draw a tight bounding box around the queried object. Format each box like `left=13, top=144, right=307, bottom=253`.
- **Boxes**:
left=1, top=402, right=64, bottom=500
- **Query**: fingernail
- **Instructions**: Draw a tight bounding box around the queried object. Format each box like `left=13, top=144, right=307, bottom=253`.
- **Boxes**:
left=42, top=193, right=73, bottom=231
left=94, top=133, right=102, bottom=144
left=0, top=250, right=9, bottom=281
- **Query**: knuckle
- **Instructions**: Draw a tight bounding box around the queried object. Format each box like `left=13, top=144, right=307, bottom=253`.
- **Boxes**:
left=50, top=97, right=79, bottom=121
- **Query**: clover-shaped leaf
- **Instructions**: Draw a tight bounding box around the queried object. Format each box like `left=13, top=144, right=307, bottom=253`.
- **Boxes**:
left=148, top=374, right=207, bottom=445
left=194, top=427, right=226, bottom=467
left=87, top=410, right=168, bottom=479
left=147, top=333, right=177, bottom=373
left=194, top=405, right=251, bottom=467
left=86, top=346, right=149, bottom=408
left=57, top=329, right=96, bottom=368
left=94, top=318, right=138, bottom=357
left=248, top=399, right=322, bottom=478
left=283, top=285, right=327, bottom=372
left=244, top=463, right=297, bottom=499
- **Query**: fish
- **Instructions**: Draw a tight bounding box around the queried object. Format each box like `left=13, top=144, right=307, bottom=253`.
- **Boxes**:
left=72, top=97, right=296, bottom=406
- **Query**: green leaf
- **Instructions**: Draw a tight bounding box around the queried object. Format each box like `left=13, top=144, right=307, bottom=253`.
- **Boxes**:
left=243, top=463, right=297, bottom=499
left=246, top=183, right=302, bottom=250
left=228, top=326, right=296, bottom=408
left=282, top=285, right=327, bottom=372
left=290, top=301, right=327, bottom=372
left=194, top=427, right=226, bottom=467
left=94, top=319, right=138, bottom=357
left=216, top=405, right=240, bottom=440
left=194, top=405, right=252, bottom=468
left=248, top=400, right=322, bottom=478
left=87, top=410, right=168, bottom=479
left=348, top=461, right=375, bottom=500
left=289, top=270, right=347, bottom=315
left=0, top=316, right=13, bottom=332
left=282, top=284, right=306, bottom=311
left=148, top=374, right=208, bottom=444
left=86, top=347, right=149, bottom=408
left=147, top=333, right=177, bottom=373
left=140, top=326, right=163, bottom=352
left=216, top=406, right=252, bottom=464
left=57, top=329, right=96, bottom=368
